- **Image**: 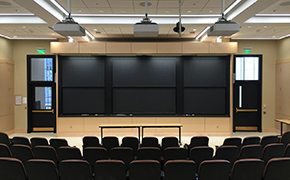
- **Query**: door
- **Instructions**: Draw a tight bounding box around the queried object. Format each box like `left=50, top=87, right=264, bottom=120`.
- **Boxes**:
left=27, top=55, right=56, bottom=133
left=233, top=55, right=262, bottom=132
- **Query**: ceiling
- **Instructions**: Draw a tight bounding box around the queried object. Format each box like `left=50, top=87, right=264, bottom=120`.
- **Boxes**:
left=0, top=0, right=290, bottom=41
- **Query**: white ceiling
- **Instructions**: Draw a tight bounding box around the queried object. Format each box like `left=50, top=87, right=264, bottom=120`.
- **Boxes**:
left=0, top=0, right=290, bottom=41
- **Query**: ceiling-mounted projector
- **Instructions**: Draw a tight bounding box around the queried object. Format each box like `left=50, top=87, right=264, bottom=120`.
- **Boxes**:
left=207, top=20, right=240, bottom=36
left=54, top=19, right=85, bottom=36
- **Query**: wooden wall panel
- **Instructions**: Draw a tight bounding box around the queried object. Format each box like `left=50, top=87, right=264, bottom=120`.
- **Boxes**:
left=180, top=117, right=205, bottom=133
left=50, top=42, right=79, bottom=54
left=182, top=42, right=210, bottom=54
left=83, top=117, right=109, bottom=133
left=209, top=42, right=238, bottom=54
left=58, top=117, right=84, bottom=132
left=79, top=42, right=106, bottom=54
left=106, top=42, right=131, bottom=54
left=157, top=43, right=182, bottom=54
left=155, top=117, right=180, bottom=132
left=205, top=117, right=230, bottom=132
left=108, top=117, right=133, bottom=132
left=132, top=43, right=157, bottom=54
left=0, top=114, right=14, bottom=132
left=133, top=117, right=156, bottom=132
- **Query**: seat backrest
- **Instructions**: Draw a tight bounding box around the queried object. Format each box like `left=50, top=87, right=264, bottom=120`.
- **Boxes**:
left=49, top=138, right=68, bottom=152
left=58, top=146, right=82, bottom=161
left=263, top=157, right=290, bottom=180
left=110, top=147, right=134, bottom=170
left=164, top=160, right=196, bottom=180
left=13, top=136, right=31, bottom=147
left=82, top=136, right=100, bottom=148
left=239, top=144, right=263, bottom=159
left=129, top=160, right=160, bottom=180
left=137, top=147, right=161, bottom=162
left=102, top=136, right=119, bottom=155
left=231, top=159, right=264, bottom=180
left=223, top=137, right=242, bottom=149
left=0, top=157, right=27, bottom=180
left=0, top=143, right=12, bottom=157
left=30, top=137, right=49, bottom=148
left=141, top=137, right=160, bottom=148
left=161, top=137, right=179, bottom=152
left=189, top=146, right=213, bottom=171
left=33, top=145, right=58, bottom=165
left=261, top=135, right=278, bottom=148
left=189, top=136, right=209, bottom=149
left=261, top=143, right=285, bottom=165
left=280, top=131, right=290, bottom=146
left=0, top=132, right=12, bottom=147
left=59, top=159, right=92, bottom=180
left=163, top=147, right=188, bottom=165
left=198, top=160, right=231, bottom=180
left=214, top=145, right=239, bottom=165
left=94, top=160, right=126, bottom=180
left=26, top=159, right=59, bottom=180
left=83, top=147, right=108, bottom=170
left=121, top=137, right=139, bottom=155
left=283, top=144, right=290, bottom=157
left=242, top=136, right=261, bottom=146
left=11, top=144, right=34, bottom=165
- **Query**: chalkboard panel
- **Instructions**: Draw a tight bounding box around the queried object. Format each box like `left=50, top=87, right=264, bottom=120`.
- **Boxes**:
left=184, top=88, right=226, bottom=115
left=112, top=56, right=177, bottom=87
left=61, top=56, right=105, bottom=86
left=62, top=88, right=105, bottom=114
left=113, top=88, right=176, bottom=114
left=183, top=56, right=228, bottom=87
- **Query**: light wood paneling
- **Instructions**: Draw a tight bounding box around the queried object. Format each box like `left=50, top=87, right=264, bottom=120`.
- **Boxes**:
left=132, top=43, right=157, bottom=54
left=155, top=117, right=180, bottom=132
left=0, top=114, right=14, bottom=132
left=106, top=42, right=131, bottom=54
left=182, top=42, right=210, bottom=54
left=157, top=43, right=182, bottom=54
left=133, top=117, right=156, bottom=132
left=209, top=42, right=237, bottom=54
left=79, top=42, right=106, bottom=54
left=50, top=42, right=79, bottom=54
left=180, top=117, right=205, bottom=133
left=58, top=117, right=84, bottom=132
left=108, top=117, right=133, bottom=133
left=205, top=117, right=230, bottom=132
left=83, top=117, right=109, bottom=133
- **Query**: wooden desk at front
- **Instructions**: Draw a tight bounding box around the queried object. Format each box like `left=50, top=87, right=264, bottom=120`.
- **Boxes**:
left=99, top=123, right=183, bottom=144
left=275, top=119, right=290, bottom=135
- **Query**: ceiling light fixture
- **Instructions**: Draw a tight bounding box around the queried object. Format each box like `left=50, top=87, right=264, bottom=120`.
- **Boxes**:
left=223, top=0, right=241, bottom=14
left=85, top=30, right=95, bottom=40
left=196, top=26, right=210, bottom=40
left=50, top=0, right=69, bottom=16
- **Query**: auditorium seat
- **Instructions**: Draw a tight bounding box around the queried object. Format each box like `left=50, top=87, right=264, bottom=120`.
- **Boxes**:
left=163, top=147, right=188, bottom=165
left=263, top=157, right=290, bottom=180
left=33, top=145, right=58, bottom=165
left=0, top=143, right=12, bottom=157
left=26, top=159, right=59, bottom=180
left=137, top=147, right=161, bottom=163
left=242, top=136, right=261, bottom=146
left=59, top=159, right=92, bottom=180
left=197, top=160, right=231, bottom=180
left=13, top=136, right=31, bottom=147
left=283, top=144, right=290, bottom=157
left=30, top=137, right=49, bottom=148
left=141, top=137, right=160, bottom=148
left=260, top=135, right=278, bottom=148
left=238, top=144, right=263, bottom=159
left=129, top=160, right=160, bottom=180
left=58, top=146, right=82, bottom=161
left=49, top=138, right=69, bottom=153
left=0, top=157, right=27, bottom=180
left=102, top=136, right=119, bottom=155
left=82, top=136, right=101, bottom=152
left=222, top=137, right=242, bottom=150
left=280, top=131, right=290, bottom=146
left=0, top=132, right=13, bottom=148
left=261, top=143, right=285, bottom=165
left=121, top=136, right=139, bottom=155
left=164, top=160, right=196, bottom=180
left=161, top=137, right=179, bottom=153
left=83, top=147, right=108, bottom=170
left=11, top=144, right=34, bottom=165
left=189, top=146, right=213, bottom=171
left=214, top=145, right=239, bottom=166
left=110, top=147, right=134, bottom=170
left=230, top=159, right=264, bottom=180
left=184, top=136, right=209, bottom=152
left=94, top=160, right=126, bottom=180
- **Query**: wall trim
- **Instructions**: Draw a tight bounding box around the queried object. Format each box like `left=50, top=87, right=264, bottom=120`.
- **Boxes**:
left=0, top=59, right=14, bottom=64
left=276, top=59, right=290, bottom=64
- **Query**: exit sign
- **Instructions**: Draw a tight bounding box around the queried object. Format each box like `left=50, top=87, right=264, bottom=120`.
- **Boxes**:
left=37, top=47, right=46, bottom=54
left=243, top=47, right=253, bottom=54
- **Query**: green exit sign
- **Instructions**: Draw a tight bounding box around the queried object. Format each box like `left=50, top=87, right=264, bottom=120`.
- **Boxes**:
left=244, top=47, right=253, bottom=54
left=37, top=47, right=46, bottom=54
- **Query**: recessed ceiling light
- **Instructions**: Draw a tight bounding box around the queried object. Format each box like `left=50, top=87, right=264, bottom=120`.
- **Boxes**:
left=121, top=11, right=126, bottom=13
left=273, top=36, right=276, bottom=38
left=187, top=10, right=192, bottom=13
left=280, top=1, right=290, bottom=6
left=78, top=10, right=82, bottom=12
left=94, top=29, right=98, bottom=31
left=193, top=29, right=197, bottom=31
left=165, top=10, right=170, bottom=13
left=209, top=10, right=213, bottom=13
left=139, top=2, right=152, bottom=7
left=264, top=26, right=267, bottom=28
left=23, top=26, right=26, bottom=28
left=13, top=36, right=17, bottom=38
left=248, top=26, right=251, bottom=28
left=0, top=1, right=11, bottom=6
left=99, top=10, right=104, bottom=13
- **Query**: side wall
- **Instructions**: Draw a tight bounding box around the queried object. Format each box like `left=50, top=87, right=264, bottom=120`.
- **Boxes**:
left=0, top=37, right=14, bottom=134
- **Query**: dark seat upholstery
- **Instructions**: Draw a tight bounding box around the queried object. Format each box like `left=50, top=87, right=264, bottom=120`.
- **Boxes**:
left=58, top=146, right=82, bottom=161
left=137, top=147, right=161, bottom=163
left=0, top=132, right=12, bottom=148
left=141, top=137, right=160, bottom=148
left=230, top=159, right=264, bottom=180
left=0, top=143, right=12, bottom=157
left=30, top=137, right=49, bottom=148
left=214, top=145, right=239, bottom=165
left=261, top=143, right=285, bottom=165
left=184, top=136, right=209, bottom=152
left=242, top=136, right=261, bottom=146
left=12, top=136, right=31, bottom=147
left=129, top=160, right=160, bottom=180
left=83, top=147, right=108, bottom=170
left=110, top=147, right=134, bottom=170
left=198, top=160, right=231, bottom=180
left=161, top=137, right=179, bottom=153
left=223, top=137, right=242, bottom=150
left=49, top=138, right=69, bottom=153
left=121, top=137, right=139, bottom=155
left=59, top=159, right=92, bottom=180
left=0, top=157, right=27, bottom=180
left=280, top=131, right=290, bottom=146
left=94, top=160, right=126, bottom=180
left=163, top=147, right=188, bottom=165
left=283, top=144, right=290, bottom=157
left=238, top=144, right=263, bottom=159
left=26, top=159, right=59, bottom=180
left=102, top=136, right=119, bottom=156
left=263, top=157, right=290, bottom=180
left=260, top=135, right=278, bottom=148
left=82, top=136, right=100, bottom=152
left=164, top=160, right=196, bottom=180
left=189, top=146, right=213, bottom=171
left=33, top=145, right=58, bottom=165
left=11, top=144, right=34, bottom=165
